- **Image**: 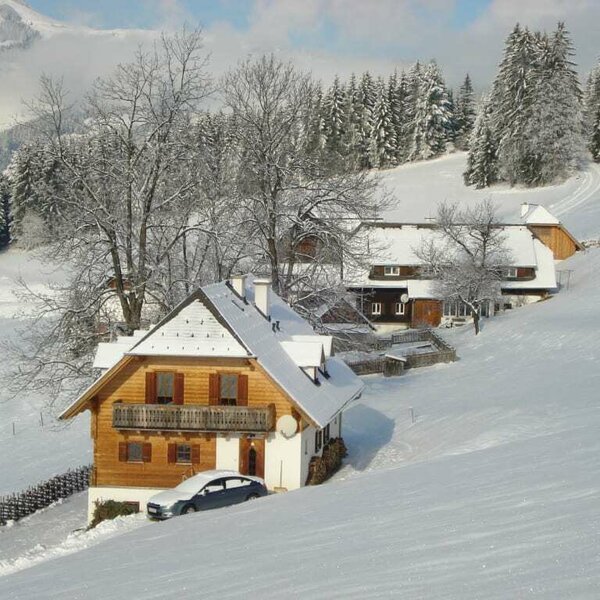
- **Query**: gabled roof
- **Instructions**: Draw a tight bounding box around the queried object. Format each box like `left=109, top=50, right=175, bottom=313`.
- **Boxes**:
left=521, top=204, right=560, bottom=225
left=60, top=279, right=363, bottom=428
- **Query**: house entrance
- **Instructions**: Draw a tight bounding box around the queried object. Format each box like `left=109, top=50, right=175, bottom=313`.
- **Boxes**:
left=239, top=437, right=265, bottom=479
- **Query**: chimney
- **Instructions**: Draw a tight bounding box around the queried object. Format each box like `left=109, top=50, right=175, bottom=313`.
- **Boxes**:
left=253, top=278, right=272, bottom=319
left=520, top=202, right=530, bottom=218
left=230, top=274, right=247, bottom=300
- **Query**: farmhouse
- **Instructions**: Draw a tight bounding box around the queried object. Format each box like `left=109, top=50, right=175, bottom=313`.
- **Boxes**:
left=60, top=276, right=363, bottom=521
left=336, top=204, right=578, bottom=331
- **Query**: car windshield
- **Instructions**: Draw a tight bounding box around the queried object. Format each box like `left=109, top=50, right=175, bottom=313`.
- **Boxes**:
left=174, top=476, right=212, bottom=494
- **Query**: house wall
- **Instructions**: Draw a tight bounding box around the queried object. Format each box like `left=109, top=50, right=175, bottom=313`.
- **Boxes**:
left=87, top=486, right=164, bottom=523
left=359, top=288, right=411, bottom=324
left=216, top=435, right=240, bottom=471
left=265, top=431, right=302, bottom=491
left=411, top=299, right=442, bottom=328
left=92, top=356, right=296, bottom=491
left=529, top=225, right=578, bottom=260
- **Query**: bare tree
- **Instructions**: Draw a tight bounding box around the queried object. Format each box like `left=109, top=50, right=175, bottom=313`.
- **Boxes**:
left=417, top=199, right=510, bottom=334
left=222, top=54, right=381, bottom=299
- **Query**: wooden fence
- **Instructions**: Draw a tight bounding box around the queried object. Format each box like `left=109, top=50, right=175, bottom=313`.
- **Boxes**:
left=0, top=465, right=92, bottom=526
left=345, top=328, right=457, bottom=376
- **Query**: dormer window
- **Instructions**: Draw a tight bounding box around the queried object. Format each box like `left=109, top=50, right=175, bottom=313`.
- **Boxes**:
left=504, top=267, right=518, bottom=279
left=384, top=266, right=400, bottom=276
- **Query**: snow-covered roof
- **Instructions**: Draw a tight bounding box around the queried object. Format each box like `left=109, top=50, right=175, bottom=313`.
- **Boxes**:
left=202, top=280, right=363, bottom=428
left=128, top=299, right=249, bottom=359
left=502, top=239, right=557, bottom=291
left=93, top=331, right=149, bottom=370
left=520, top=204, right=560, bottom=225
left=61, top=279, right=362, bottom=428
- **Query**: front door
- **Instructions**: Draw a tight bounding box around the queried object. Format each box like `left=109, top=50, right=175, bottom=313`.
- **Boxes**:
left=239, top=437, right=265, bottom=479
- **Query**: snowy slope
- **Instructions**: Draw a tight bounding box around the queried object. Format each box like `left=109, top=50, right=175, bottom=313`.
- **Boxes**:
left=379, top=152, right=600, bottom=240
left=0, top=249, right=91, bottom=495
left=0, top=245, right=599, bottom=596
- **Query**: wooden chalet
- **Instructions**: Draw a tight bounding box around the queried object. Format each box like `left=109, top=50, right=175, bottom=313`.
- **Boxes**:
left=60, top=276, right=363, bottom=521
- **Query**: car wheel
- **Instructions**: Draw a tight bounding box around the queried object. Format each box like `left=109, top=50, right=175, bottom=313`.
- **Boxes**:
left=245, top=493, right=260, bottom=501
left=183, top=504, right=197, bottom=514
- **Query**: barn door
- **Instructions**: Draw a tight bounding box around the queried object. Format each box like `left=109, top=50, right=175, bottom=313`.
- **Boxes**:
left=239, top=437, right=265, bottom=479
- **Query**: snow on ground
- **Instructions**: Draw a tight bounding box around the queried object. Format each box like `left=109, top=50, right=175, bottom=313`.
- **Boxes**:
left=380, top=153, right=600, bottom=240
left=0, top=248, right=91, bottom=495
left=0, top=242, right=599, bottom=597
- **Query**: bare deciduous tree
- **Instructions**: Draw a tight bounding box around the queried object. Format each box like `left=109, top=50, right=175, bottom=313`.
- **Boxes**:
left=417, top=199, right=510, bottom=334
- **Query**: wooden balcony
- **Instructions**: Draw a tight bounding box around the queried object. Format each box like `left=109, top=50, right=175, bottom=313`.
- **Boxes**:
left=112, top=403, right=276, bottom=433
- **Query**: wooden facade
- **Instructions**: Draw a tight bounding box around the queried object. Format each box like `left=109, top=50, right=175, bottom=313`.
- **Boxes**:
left=90, top=356, right=298, bottom=490
left=357, top=288, right=411, bottom=324
left=529, top=225, right=580, bottom=260
left=410, top=299, right=442, bottom=328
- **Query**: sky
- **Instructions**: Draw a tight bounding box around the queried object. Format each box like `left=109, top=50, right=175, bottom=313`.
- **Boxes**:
left=0, top=0, right=598, bottom=128
left=22, top=0, right=600, bottom=89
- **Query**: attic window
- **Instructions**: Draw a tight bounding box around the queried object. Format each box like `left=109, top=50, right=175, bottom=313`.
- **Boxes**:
left=156, top=372, right=174, bottom=404
left=220, top=374, right=239, bottom=406
left=384, top=266, right=400, bottom=276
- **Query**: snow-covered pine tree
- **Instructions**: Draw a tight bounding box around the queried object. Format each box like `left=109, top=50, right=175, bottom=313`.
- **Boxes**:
left=402, top=61, right=422, bottom=160
left=388, top=71, right=407, bottom=164
left=455, top=74, right=476, bottom=150
left=464, top=95, right=498, bottom=188
left=583, top=65, right=600, bottom=160
left=322, top=76, right=347, bottom=158
left=0, top=175, right=9, bottom=249
left=408, top=60, right=453, bottom=161
left=520, top=23, right=583, bottom=184
left=340, top=73, right=360, bottom=166
left=8, top=144, right=37, bottom=242
left=355, top=72, right=377, bottom=168
left=369, top=78, right=397, bottom=168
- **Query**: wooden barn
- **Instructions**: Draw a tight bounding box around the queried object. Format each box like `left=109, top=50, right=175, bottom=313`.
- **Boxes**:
left=60, top=276, right=363, bottom=522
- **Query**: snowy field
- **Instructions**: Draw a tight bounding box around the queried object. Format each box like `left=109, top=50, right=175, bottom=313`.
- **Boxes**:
left=0, top=155, right=600, bottom=597
left=0, top=249, right=91, bottom=495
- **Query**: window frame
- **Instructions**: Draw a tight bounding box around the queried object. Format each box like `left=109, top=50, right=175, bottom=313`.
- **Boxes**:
left=504, top=267, right=518, bottom=279
left=176, top=444, right=192, bottom=464
left=127, top=442, right=143, bottom=463
left=371, top=302, right=382, bottom=316
left=219, top=373, right=239, bottom=406
left=383, top=266, right=400, bottom=276
left=394, top=302, right=406, bottom=316
left=155, top=371, right=175, bottom=405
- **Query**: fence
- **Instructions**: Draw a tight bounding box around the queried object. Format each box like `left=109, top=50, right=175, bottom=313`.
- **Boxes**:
left=0, top=465, right=92, bottom=526
left=345, top=328, right=456, bottom=376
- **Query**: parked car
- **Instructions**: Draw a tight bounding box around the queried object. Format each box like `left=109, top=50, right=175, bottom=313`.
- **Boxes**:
left=146, top=469, right=268, bottom=520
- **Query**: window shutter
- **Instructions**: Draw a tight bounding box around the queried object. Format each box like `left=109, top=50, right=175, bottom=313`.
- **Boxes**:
left=142, top=442, right=152, bottom=463
left=191, top=445, right=200, bottom=464
left=209, top=373, right=220, bottom=405
left=145, top=372, right=157, bottom=404
left=167, top=443, right=177, bottom=464
left=173, top=373, right=184, bottom=405
left=237, top=374, right=248, bottom=406
left=118, top=442, right=127, bottom=462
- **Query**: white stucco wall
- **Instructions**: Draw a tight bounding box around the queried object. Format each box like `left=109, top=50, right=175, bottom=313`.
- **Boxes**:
left=264, top=431, right=302, bottom=491
left=87, top=486, right=165, bottom=523
left=216, top=435, right=240, bottom=471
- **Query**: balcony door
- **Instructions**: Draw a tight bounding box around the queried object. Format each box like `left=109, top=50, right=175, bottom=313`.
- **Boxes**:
left=239, top=437, right=265, bottom=479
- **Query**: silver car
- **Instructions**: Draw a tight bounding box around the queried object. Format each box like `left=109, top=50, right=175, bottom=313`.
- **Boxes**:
left=146, top=469, right=268, bottom=520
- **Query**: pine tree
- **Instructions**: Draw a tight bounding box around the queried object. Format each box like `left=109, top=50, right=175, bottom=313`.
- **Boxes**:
left=340, top=73, right=360, bottom=166
left=322, top=76, right=347, bottom=157
left=0, top=175, right=9, bottom=249
left=369, top=79, right=397, bottom=168
left=409, top=61, right=453, bottom=161
left=355, top=71, right=377, bottom=168
left=402, top=61, right=422, bottom=160
left=455, top=74, right=476, bottom=150
left=464, top=96, right=498, bottom=188
left=8, top=145, right=36, bottom=242
left=583, top=65, right=600, bottom=160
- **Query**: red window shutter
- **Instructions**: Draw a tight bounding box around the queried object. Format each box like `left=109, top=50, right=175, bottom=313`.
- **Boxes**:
left=145, top=372, right=157, bottom=404
left=118, top=442, right=127, bottom=462
left=142, top=442, right=152, bottom=463
left=191, top=445, right=200, bottom=464
left=208, top=373, right=220, bottom=406
left=237, top=374, right=248, bottom=406
left=167, top=443, right=177, bottom=464
left=173, top=373, right=184, bottom=405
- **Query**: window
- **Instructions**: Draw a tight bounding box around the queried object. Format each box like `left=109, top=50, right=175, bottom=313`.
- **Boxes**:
left=220, top=374, right=238, bottom=406
left=314, top=429, right=323, bottom=453
left=176, top=444, right=191, bottom=464
left=202, top=480, right=225, bottom=495
left=504, top=267, right=518, bottom=279
left=384, top=266, right=400, bottom=276
left=394, top=302, right=406, bottom=316
left=156, top=372, right=174, bottom=404
left=225, top=477, right=252, bottom=489
left=127, top=442, right=143, bottom=463
left=371, top=302, right=382, bottom=316
left=324, top=424, right=331, bottom=444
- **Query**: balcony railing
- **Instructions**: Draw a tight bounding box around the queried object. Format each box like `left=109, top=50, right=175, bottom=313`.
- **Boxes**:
left=112, top=403, right=276, bottom=433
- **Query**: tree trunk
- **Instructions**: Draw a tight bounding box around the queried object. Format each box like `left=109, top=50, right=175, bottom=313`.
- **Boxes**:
left=473, top=310, right=480, bottom=335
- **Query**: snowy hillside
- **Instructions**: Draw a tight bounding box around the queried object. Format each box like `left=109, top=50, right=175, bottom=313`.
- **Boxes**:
left=380, top=153, right=600, bottom=240
left=0, top=149, right=599, bottom=596
left=0, top=249, right=91, bottom=495
left=0, top=245, right=599, bottom=597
